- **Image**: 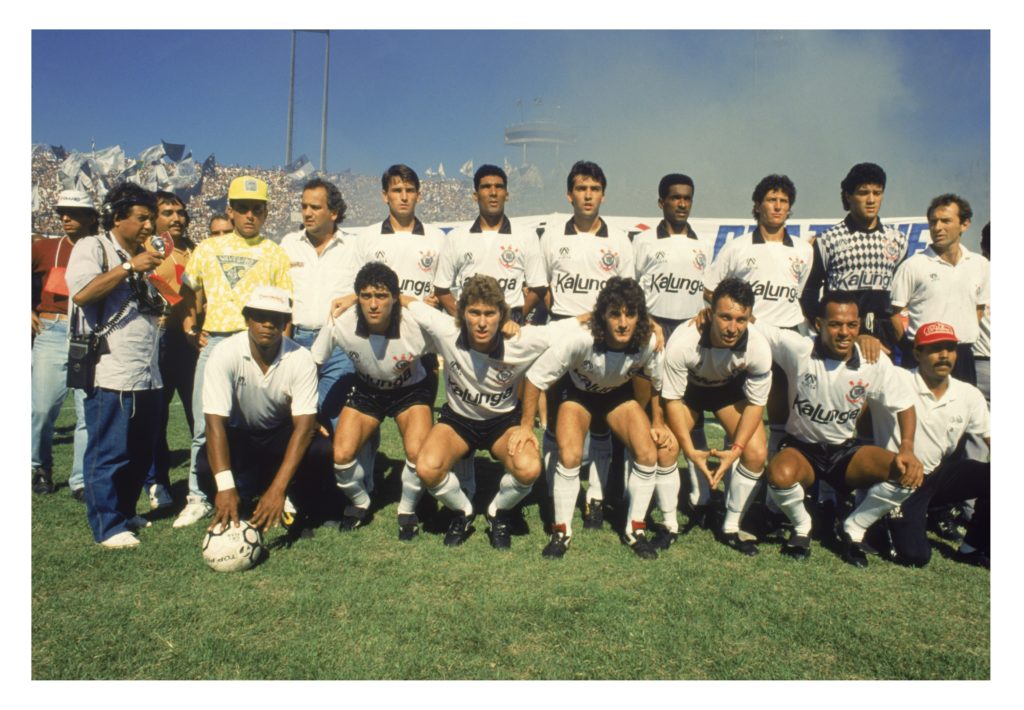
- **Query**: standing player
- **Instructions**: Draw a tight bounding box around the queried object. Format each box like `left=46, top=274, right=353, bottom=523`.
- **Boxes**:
left=314, top=263, right=436, bottom=539
left=760, top=292, right=923, bottom=564
left=661, top=278, right=773, bottom=556
left=522, top=277, right=678, bottom=559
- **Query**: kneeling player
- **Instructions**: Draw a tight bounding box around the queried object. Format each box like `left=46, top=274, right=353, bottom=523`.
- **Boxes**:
left=408, top=275, right=561, bottom=549
left=761, top=292, right=923, bottom=564
left=314, top=262, right=436, bottom=539
left=662, top=278, right=772, bottom=556
left=523, top=277, right=678, bottom=560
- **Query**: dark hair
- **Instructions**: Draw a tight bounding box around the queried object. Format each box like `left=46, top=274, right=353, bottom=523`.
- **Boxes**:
left=566, top=160, right=607, bottom=193
left=101, top=182, right=157, bottom=231
left=302, top=177, right=347, bottom=226
left=818, top=290, right=860, bottom=318
left=473, top=164, right=508, bottom=191
left=56, top=206, right=100, bottom=235
left=751, top=174, right=796, bottom=219
left=926, top=193, right=973, bottom=224
left=457, top=275, right=509, bottom=329
left=658, top=173, right=694, bottom=199
left=981, top=222, right=990, bottom=258
left=589, top=277, right=652, bottom=352
left=840, top=163, right=886, bottom=211
left=208, top=213, right=231, bottom=231
left=355, top=261, right=400, bottom=298
left=710, top=277, right=755, bottom=312
left=154, top=190, right=191, bottom=231
left=381, top=164, right=420, bottom=192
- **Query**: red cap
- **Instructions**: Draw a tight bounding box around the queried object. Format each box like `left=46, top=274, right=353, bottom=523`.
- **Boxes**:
left=914, top=321, right=959, bottom=347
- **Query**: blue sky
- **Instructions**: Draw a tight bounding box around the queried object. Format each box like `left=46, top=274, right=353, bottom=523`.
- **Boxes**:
left=32, top=29, right=990, bottom=235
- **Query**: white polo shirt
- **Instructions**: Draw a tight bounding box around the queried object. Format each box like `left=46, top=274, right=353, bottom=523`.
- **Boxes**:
left=311, top=304, right=432, bottom=390
left=352, top=218, right=447, bottom=300
left=527, top=320, right=662, bottom=394
left=889, top=245, right=989, bottom=344
left=280, top=228, right=360, bottom=329
left=541, top=217, right=636, bottom=317
left=703, top=229, right=813, bottom=328
left=661, top=321, right=773, bottom=405
left=202, top=331, right=319, bottom=431
left=869, top=369, right=990, bottom=474
left=761, top=325, right=915, bottom=445
left=632, top=221, right=711, bottom=321
left=433, top=215, right=546, bottom=310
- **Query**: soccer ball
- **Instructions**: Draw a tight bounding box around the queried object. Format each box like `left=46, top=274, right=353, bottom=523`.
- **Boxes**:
left=201, top=521, right=267, bottom=572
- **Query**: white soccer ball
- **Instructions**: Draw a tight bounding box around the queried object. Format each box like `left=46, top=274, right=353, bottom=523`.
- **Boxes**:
left=201, top=520, right=267, bottom=572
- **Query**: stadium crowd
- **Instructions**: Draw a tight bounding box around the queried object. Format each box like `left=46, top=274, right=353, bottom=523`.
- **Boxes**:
left=30, top=158, right=991, bottom=571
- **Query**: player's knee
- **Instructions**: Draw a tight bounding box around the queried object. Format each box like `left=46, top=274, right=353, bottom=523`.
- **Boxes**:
left=333, top=442, right=357, bottom=465
left=766, top=462, right=797, bottom=489
left=657, top=438, right=679, bottom=467
left=415, top=453, right=446, bottom=488
left=403, top=440, right=422, bottom=464
left=558, top=446, right=584, bottom=469
left=633, top=441, right=657, bottom=468
left=742, top=439, right=768, bottom=471
left=512, top=456, right=541, bottom=484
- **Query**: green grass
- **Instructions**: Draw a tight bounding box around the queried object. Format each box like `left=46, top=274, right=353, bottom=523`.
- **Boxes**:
left=32, top=395, right=989, bottom=679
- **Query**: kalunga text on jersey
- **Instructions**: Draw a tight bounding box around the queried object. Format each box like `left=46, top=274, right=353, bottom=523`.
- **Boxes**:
left=645, top=274, right=703, bottom=295
left=399, top=278, right=433, bottom=296
left=793, top=396, right=861, bottom=425
left=448, top=380, right=516, bottom=408
left=750, top=280, right=799, bottom=302
left=555, top=273, right=612, bottom=295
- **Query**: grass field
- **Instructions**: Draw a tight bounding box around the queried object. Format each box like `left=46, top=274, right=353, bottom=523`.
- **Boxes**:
left=31, top=393, right=990, bottom=680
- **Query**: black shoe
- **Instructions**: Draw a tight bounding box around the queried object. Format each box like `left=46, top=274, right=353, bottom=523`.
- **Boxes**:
left=721, top=531, right=759, bottom=557
left=443, top=512, right=473, bottom=547
left=782, top=533, right=811, bottom=560
left=841, top=534, right=869, bottom=568
left=486, top=511, right=512, bottom=550
left=650, top=526, right=678, bottom=551
left=397, top=513, right=420, bottom=542
left=583, top=499, right=604, bottom=530
left=955, top=547, right=990, bottom=569
left=685, top=503, right=711, bottom=530
left=71, top=487, right=86, bottom=503
left=542, top=525, right=570, bottom=559
left=931, top=508, right=965, bottom=543
left=339, top=505, right=369, bottom=532
left=32, top=468, right=55, bottom=495
left=627, top=524, right=658, bottom=560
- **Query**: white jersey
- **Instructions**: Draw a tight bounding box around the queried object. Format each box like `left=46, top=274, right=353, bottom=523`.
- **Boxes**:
left=408, top=300, right=561, bottom=420
left=632, top=220, right=711, bottom=321
left=527, top=320, right=662, bottom=394
left=433, top=215, right=546, bottom=309
left=202, top=331, right=319, bottom=431
left=869, top=369, right=989, bottom=475
left=352, top=218, right=447, bottom=300
left=280, top=228, right=360, bottom=329
left=889, top=245, right=989, bottom=344
left=973, top=303, right=990, bottom=357
left=311, top=306, right=432, bottom=390
left=703, top=229, right=813, bottom=328
left=661, top=321, right=773, bottom=405
left=761, top=325, right=915, bottom=445
left=541, top=217, right=636, bottom=317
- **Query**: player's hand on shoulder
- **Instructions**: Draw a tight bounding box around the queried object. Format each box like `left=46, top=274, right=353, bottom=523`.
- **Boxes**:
left=691, top=307, right=711, bottom=334
left=855, top=334, right=884, bottom=362
left=501, top=320, right=521, bottom=338
left=650, top=318, right=665, bottom=352
left=422, top=293, right=440, bottom=309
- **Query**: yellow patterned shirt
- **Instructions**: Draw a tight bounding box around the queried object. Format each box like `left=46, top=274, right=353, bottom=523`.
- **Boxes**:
left=183, top=233, right=293, bottom=333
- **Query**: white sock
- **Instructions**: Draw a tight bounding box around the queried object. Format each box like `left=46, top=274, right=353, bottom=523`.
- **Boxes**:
left=768, top=425, right=786, bottom=459
left=453, top=456, right=476, bottom=501
left=428, top=472, right=473, bottom=516
left=488, top=472, right=533, bottom=517
left=397, top=460, right=423, bottom=516
left=553, top=462, right=581, bottom=536
left=842, top=481, right=913, bottom=543
left=687, top=461, right=710, bottom=507
left=585, top=431, right=612, bottom=502
left=768, top=482, right=812, bottom=535
left=626, top=462, right=657, bottom=532
left=654, top=463, right=680, bottom=533
left=334, top=460, right=370, bottom=508
left=722, top=462, right=764, bottom=534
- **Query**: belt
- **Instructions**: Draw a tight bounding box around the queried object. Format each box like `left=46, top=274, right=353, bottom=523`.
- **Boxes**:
left=37, top=312, right=68, bottom=321
left=974, top=356, right=990, bottom=361
left=292, top=325, right=322, bottom=333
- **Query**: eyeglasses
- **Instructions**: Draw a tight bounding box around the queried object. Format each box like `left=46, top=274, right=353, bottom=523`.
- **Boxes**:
left=229, top=201, right=267, bottom=216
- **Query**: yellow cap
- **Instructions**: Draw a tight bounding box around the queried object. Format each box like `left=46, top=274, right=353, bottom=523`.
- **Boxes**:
left=227, top=175, right=269, bottom=202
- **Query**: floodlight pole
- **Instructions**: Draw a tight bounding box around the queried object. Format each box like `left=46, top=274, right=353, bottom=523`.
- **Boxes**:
left=284, top=30, right=331, bottom=172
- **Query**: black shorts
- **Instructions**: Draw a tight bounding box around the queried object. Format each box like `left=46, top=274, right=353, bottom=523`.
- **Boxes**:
left=682, top=376, right=748, bottom=414
left=778, top=435, right=861, bottom=491
left=346, top=372, right=437, bottom=421
left=438, top=403, right=521, bottom=456
left=558, top=379, right=636, bottom=424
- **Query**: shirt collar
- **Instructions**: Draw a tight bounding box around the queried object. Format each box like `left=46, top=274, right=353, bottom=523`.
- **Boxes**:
left=811, top=337, right=861, bottom=369
left=456, top=328, right=505, bottom=358
left=354, top=303, right=402, bottom=339
left=380, top=217, right=426, bottom=235
left=843, top=213, right=885, bottom=235
left=469, top=215, right=512, bottom=234
left=564, top=218, right=609, bottom=237
left=698, top=325, right=750, bottom=353
left=751, top=226, right=795, bottom=247
left=911, top=369, right=954, bottom=403
left=655, top=220, right=699, bottom=240
left=303, top=228, right=342, bottom=247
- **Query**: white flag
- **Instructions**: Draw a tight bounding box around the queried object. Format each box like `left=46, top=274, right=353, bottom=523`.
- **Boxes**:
left=459, top=159, right=473, bottom=177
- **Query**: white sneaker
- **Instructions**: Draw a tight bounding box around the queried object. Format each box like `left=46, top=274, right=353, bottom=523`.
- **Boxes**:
left=100, top=531, right=140, bottom=549
left=172, top=495, right=213, bottom=528
left=148, top=484, right=174, bottom=510
left=126, top=515, right=152, bottom=531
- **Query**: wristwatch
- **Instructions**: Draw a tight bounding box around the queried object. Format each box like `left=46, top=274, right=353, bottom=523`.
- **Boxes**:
left=121, top=261, right=133, bottom=274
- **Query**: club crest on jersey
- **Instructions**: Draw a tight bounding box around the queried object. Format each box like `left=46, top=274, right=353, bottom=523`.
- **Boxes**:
left=498, top=245, right=518, bottom=269
left=347, top=351, right=361, bottom=364
left=845, top=379, right=867, bottom=404
left=929, top=272, right=939, bottom=282
left=417, top=251, right=437, bottom=272
left=884, top=238, right=901, bottom=262
left=789, top=257, right=807, bottom=282
left=800, top=372, right=818, bottom=389
left=693, top=250, right=707, bottom=271
left=598, top=248, right=619, bottom=272
left=582, top=360, right=595, bottom=372
left=494, top=365, right=514, bottom=383
left=393, top=353, right=414, bottom=371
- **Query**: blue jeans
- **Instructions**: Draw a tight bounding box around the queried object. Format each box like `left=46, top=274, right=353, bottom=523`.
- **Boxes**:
left=31, top=316, right=87, bottom=489
left=187, top=333, right=233, bottom=500
left=291, top=326, right=356, bottom=429
left=83, top=388, right=161, bottom=542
